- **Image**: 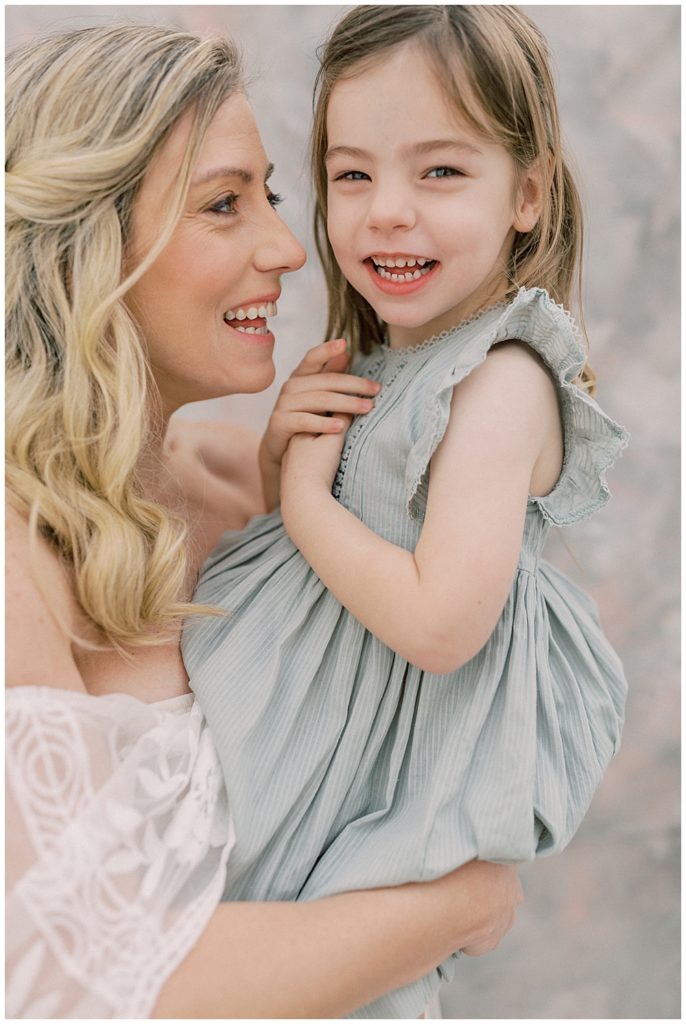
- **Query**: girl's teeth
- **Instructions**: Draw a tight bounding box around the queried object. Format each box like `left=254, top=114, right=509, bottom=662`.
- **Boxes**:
left=371, top=256, right=427, bottom=269
left=234, top=325, right=270, bottom=335
left=376, top=263, right=433, bottom=281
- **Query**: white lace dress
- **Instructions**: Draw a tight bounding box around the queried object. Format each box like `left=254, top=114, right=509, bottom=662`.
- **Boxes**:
left=6, top=687, right=235, bottom=1019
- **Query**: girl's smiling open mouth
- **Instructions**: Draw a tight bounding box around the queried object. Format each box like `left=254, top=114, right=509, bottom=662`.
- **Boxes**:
left=364, top=254, right=440, bottom=295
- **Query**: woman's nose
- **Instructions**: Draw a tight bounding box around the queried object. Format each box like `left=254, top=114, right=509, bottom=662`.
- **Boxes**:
left=254, top=210, right=306, bottom=275
left=365, top=183, right=416, bottom=234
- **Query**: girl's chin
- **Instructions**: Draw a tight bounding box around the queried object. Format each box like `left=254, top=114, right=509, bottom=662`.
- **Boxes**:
left=385, top=314, right=452, bottom=338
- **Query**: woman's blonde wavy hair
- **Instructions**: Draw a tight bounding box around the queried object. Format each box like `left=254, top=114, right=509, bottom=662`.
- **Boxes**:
left=311, top=5, right=595, bottom=392
left=6, top=24, right=242, bottom=649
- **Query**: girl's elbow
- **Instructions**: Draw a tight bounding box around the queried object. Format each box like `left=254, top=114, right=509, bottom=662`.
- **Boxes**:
left=406, top=628, right=491, bottom=675
left=407, top=641, right=470, bottom=676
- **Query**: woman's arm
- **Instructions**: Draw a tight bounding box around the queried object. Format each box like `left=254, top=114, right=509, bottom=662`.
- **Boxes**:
left=6, top=514, right=522, bottom=1019
left=153, top=859, right=522, bottom=1019
left=281, top=343, right=556, bottom=674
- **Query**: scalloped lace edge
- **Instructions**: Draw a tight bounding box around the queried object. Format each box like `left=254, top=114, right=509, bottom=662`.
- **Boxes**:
left=383, top=299, right=510, bottom=358
left=405, top=288, right=627, bottom=524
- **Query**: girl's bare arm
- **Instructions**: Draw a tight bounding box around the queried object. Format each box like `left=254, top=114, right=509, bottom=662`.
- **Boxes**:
left=280, top=342, right=558, bottom=674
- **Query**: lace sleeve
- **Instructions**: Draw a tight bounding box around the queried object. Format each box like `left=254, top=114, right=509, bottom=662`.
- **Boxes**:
left=6, top=687, right=235, bottom=1019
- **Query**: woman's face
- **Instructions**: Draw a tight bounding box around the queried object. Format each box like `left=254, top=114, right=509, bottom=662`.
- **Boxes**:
left=126, top=92, right=306, bottom=415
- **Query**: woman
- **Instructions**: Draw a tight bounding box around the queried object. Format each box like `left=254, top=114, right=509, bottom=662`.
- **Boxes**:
left=6, top=24, right=522, bottom=1018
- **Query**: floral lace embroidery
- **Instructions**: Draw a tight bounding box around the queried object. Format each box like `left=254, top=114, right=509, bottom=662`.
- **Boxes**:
left=6, top=687, right=235, bottom=1019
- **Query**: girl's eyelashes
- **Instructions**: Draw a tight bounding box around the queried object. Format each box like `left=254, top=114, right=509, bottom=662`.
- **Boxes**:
left=267, top=190, right=284, bottom=208
left=330, top=167, right=464, bottom=183
left=334, top=170, right=370, bottom=182
left=425, top=166, right=464, bottom=178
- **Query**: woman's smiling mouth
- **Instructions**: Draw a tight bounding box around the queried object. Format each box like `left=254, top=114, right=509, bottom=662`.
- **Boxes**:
left=224, top=299, right=277, bottom=336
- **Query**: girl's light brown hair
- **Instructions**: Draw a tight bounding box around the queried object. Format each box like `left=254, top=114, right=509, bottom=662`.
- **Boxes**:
left=6, top=24, right=242, bottom=649
left=311, top=4, right=595, bottom=391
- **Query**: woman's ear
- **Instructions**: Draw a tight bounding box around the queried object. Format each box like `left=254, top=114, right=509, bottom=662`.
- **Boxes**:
left=512, top=154, right=551, bottom=233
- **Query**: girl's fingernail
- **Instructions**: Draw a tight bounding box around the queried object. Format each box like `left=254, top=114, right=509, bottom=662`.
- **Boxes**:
left=332, top=418, right=345, bottom=428
left=333, top=338, right=346, bottom=350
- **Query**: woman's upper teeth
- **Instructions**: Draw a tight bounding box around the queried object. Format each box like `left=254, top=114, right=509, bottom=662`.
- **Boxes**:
left=371, top=256, right=430, bottom=268
left=225, top=300, right=277, bottom=321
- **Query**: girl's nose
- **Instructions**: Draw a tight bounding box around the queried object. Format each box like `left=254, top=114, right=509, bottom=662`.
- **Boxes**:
left=365, top=184, right=416, bottom=234
left=254, top=209, right=306, bottom=275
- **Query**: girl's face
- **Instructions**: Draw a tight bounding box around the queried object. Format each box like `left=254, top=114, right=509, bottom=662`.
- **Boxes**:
left=325, top=44, right=540, bottom=348
left=126, top=92, right=306, bottom=416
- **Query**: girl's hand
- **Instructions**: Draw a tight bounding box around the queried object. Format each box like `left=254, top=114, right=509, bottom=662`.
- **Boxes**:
left=258, top=339, right=380, bottom=509
left=280, top=414, right=353, bottom=526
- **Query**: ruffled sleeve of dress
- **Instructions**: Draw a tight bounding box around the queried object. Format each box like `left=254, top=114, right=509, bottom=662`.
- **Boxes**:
left=6, top=686, right=235, bottom=1019
left=405, top=287, right=629, bottom=523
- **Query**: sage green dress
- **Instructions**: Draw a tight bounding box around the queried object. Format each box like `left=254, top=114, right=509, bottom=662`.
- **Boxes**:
left=183, top=287, right=629, bottom=1018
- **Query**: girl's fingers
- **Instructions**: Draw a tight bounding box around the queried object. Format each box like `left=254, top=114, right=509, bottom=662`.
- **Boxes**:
left=282, top=390, right=375, bottom=416
left=284, top=372, right=380, bottom=397
left=321, top=350, right=350, bottom=375
left=292, top=338, right=348, bottom=376
left=285, top=412, right=350, bottom=435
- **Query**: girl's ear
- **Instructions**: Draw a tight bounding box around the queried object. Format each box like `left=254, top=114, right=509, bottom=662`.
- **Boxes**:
left=512, top=154, right=551, bottom=233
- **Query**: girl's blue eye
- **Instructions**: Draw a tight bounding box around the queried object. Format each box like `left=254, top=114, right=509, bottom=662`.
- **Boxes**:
left=426, top=167, right=462, bottom=178
left=336, top=171, right=370, bottom=181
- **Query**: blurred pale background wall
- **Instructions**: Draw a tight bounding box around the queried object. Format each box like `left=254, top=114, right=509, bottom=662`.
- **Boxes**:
left=6, top=5, right=679, bottom=1019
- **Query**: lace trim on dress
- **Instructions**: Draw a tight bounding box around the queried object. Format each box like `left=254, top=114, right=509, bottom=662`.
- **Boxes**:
left=404, top=287, right=629, bottom=525
left=381, top=299, right=510, bottom=359
left=6, top=686, right=235, bottom=1019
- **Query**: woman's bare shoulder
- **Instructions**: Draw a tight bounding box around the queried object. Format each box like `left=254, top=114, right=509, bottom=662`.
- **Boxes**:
left=167, top=416, right=261, bottom=468
left=5, top=502, right=86, bottom=692
left=165, top=417, right=266, bottom=531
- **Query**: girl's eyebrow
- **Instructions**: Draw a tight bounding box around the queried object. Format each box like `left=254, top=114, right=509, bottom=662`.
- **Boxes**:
left=325, top=140, right=481, bottom=161
left=325, top=145, right=367, bottom=162
left=191, top=161, right=275, bottom=186
left=411, top=138, right=483, bottom=157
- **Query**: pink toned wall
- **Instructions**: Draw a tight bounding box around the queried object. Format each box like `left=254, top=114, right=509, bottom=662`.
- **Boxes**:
left=6, top=6, right=679, bottom=1017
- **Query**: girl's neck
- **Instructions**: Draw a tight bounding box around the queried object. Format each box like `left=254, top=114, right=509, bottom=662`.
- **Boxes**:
left=387, top=277, right=510, bottom=350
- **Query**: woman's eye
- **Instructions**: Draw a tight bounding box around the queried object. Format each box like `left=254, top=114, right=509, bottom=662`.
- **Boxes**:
left=425, top=166, right=462, bottom=179
left=209, top=193, right=238, bottom=215
left=335, top=171, right=370, bottom=182
left=267, top=190, right=284, bottom=208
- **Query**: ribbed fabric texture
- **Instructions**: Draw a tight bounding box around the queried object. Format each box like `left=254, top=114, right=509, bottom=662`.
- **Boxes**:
left=183, top=288, right=629, bottom=1019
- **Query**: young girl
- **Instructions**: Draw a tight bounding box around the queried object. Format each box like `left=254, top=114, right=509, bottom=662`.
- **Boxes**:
left=183, top=6, right=628, bottom=1017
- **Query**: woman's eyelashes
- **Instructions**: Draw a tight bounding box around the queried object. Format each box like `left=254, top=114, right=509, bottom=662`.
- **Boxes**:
left=209, top=192, right=239, bottom=216
left=207, top=188, right=284, bottom=217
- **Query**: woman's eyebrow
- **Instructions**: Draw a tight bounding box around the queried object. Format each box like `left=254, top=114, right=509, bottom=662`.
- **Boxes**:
left=191, top=162, right=275, bottom=186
